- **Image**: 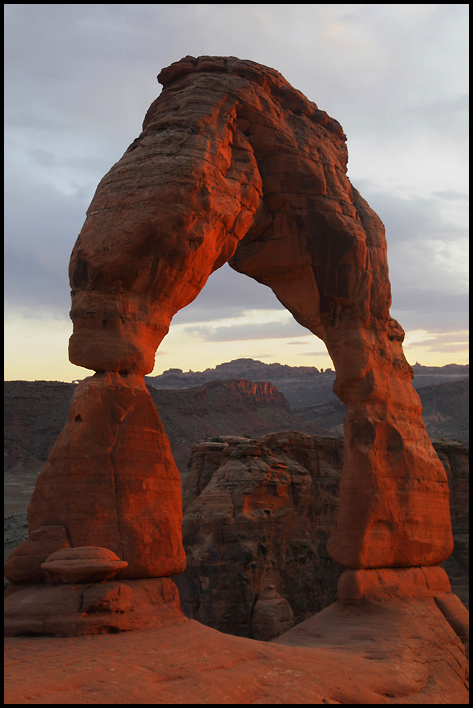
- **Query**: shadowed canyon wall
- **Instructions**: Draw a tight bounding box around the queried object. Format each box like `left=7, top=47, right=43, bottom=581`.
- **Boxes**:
left=175, top=433, right=468, bottom=640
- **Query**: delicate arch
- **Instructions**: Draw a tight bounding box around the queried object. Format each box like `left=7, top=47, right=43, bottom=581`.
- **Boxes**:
left=31, top=56, right=452, bottom=573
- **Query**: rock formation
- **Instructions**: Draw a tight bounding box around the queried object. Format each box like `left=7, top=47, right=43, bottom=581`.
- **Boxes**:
left=27, top=372, right=185, bottom=580
left=176, top=432, right=344, bottom=638
left=4, top=57, right=468, bottom=703
left=67, top=55, right=450, bottom=572
left=434, top=440, right=470, bottom=608
left=175, top=433, right=469, bottom=638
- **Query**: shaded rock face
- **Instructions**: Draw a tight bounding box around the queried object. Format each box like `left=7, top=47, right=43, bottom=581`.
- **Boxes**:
left=175, top=432, right=344, bottom=638
left=434, top=441, right=469, bottom=608
left=66, top=55, right=451, bottom=571
left=175, top=434, right=469, bottom=638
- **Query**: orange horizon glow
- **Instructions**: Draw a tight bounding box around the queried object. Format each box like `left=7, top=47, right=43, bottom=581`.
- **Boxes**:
left=4, top=313, right=468, bottom=383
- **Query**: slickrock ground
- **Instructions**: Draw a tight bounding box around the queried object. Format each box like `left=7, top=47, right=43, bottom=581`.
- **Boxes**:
left=4, top=597, right=469, bottom=704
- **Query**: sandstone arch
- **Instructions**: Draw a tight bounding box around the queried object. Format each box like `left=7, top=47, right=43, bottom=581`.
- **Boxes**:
left=24, top=56, right=452, bottom=579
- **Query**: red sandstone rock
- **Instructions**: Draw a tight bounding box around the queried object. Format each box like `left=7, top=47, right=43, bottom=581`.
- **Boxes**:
left=45, top=547, right=121, bottom=562
left=4, top=577, right=181, bottom=637
left=41, top=547, right=128, bottom=584
left=434, top=591, right=469, bottom=656
left=66, top=55, right=452, bottom=570
left=273, top=596, right=468, bottom=702
left=4, top=598, right=468, bottom=703
left=4, top=525, right=71, bottom=584
left=27, top=372, right=185, bottom=579
left=252, top=585, right=294, bottom=641
left=81, top=582, right=133, bottom=614
left=337, top=565, right=451, bottom=602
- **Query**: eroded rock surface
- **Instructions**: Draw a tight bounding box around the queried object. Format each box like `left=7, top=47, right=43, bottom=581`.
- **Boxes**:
left=4, top=526, right=71, bottom=585
left=175, top=433, right=469, bottom=635
left=66, top=55, right=452, bottom=570
left=175, top=432, right=344, bottom=638
left=27, top=372, right=185, bottom=579
left=5, top=596, right=469, bottom=704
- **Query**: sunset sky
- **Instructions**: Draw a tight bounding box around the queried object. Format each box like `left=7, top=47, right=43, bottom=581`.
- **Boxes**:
left=4, top=4, right=469, bottom=382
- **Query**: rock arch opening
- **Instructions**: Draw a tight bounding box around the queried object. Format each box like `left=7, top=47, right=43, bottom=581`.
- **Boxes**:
left=15, top=57, right=453, bottom=589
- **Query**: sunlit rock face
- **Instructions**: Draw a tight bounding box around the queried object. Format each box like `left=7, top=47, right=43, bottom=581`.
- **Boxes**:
left=27, top=373, right=185, bottom=579
left=66, top=55, right=452, bottom=571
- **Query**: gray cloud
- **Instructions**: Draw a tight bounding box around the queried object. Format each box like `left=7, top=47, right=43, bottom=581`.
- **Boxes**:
left=4, top=4, right=469, bottom=360
left=407, top=331, right=469, bottom=355
left=432, top=190, right=468, bottom=201
left=183, top=318, right=309, bottom=343
left=171, top=265, right=284, bottom=325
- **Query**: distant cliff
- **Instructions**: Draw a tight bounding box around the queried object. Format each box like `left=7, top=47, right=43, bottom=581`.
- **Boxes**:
left=4, top=377, right=313, bottom=512
left=147, top=379, right=307, bottom=474
left=4, top=363, right=469, bottom=491
left=146, top=357, right=469, bottom=419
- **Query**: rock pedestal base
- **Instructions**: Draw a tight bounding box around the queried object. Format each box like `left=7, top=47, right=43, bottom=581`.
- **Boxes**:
left=4, top=577, right=181, bottom=637
left=273, top=595, right=469, bottom=702
left=337, top=565, right=451, bottom=602
left=334, top=566, right=469, bottom=659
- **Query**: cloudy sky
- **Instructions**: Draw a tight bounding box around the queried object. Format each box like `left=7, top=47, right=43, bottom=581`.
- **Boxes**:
left=5, top=4, right=469, bottom=382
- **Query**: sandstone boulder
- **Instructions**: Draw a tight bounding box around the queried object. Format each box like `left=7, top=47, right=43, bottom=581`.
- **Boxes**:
left=251, top=585, right=294, bottom=642
left=4, top=525, right=70, bottom=584
left=41, top=547, right=128, bottom=584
